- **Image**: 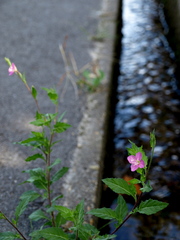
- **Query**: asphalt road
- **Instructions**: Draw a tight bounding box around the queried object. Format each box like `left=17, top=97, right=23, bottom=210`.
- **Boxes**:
left=0, top=0, right=101, bottom=233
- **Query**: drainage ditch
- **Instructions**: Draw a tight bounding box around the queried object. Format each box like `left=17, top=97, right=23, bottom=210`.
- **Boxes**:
left=100, top=0, right=180, bottom=239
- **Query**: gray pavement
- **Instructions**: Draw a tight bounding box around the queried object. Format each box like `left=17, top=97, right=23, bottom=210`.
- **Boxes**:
left=0, top=0, right=119, bottom=234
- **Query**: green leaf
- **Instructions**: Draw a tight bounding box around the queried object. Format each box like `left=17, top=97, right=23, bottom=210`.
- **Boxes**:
left=31, top=85, right=37, bottom=99
left=54, top=212, right=66, bottom=227
left=88, top=208, right=116, bottom=220
left=53, top=122, right=71, bottom=133
left=23, top=168, right=47, bottom=190
left=58, top=112, right=66, bottom=122
left=52, top=194, right=63, bottom=203
left=0, top=212, right=5, bottom=219
left=42, top=87, right=59, bottom=105
left=24, top=167, right=45, bottom=177
left=29, top=209, right=49, bottom=221
left=15, top=198, right=30, bottom=222
left=32, top=179, right=48, bottom=190
left=25, top=153, right=44, bottom=162
left=20, top=190, right=41, bottom=202
left=140, top=180, right=153, bottom=193
left=35, top=111, right=43, bottom=120
left=16, top=137, right=38, bottom=145
left=137, top=199, right=169, bottom=215
left=94, top=234, right=116, bottom=240
left=15, top=134, right=48, bottom=150
left=115, top=195, right=128, bottom=223
left=74, top=200, right=84, bottom=226
left=103, top=178, right=136, bottom=200
left=52, top=167, right=69, bottom=183
left=128, top=178, right=141, bottom=184
left=30, top=227, right=69, bottom=240
left=54, top=206, right=74, bottom=221
left=48, top=158, right=61, bottom=170
left=75, top=224, right=99, bottom=240
left=0, top=232, right=21, bottom=240
left=30, top=119, right=49, bottom=127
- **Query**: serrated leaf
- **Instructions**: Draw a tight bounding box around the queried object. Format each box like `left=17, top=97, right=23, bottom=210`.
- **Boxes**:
left=128, top=178, right=141, bottom=184
left=0, top=232, right=21, bottom=240
left=115, top=195, right=128, bottom=223
left=74, top=200, right=84, bottom=226
left=52, top=194, right=63, bottom=203
left=15, top=198, right=30, bottom=222
left=54, top=206, right=74, bottom=221
left=94, top=234, right=116, bottom=240
left=103, top=178, right=136, bottom=200
left=137, top=199, right=169, bottom=215
left=48, top=158, right=61, bottom=170
left=58, top=112, right=66, bottom=122
left=25, top=153, right=44, bottom=162
left=23, top=168, right=47, bottom=190
left=76, top=224, right=99, bottom=240
left=42, top=87, right=59, bottom=105
left=30, top=227, right=69, bottom=240
left=0, top=212, right=5, bottom=219
left=16, top=137, right=38, bottom=145
left=29, top=209, right=49, bottom=221
left=140, top=180, right=153, bottom=193
left=54, top=212, right=66, bottom=227
left=31, top=85, right=37, bottom=99
left=30, top=119, right=49, bottom=127
left=33, top=179, right=48, bottom=190
left=53, top=122, right=71, bottom=133
left=52, top=167, right=69, bottom=183
left=20, top=190, right=40, bottom=202
left=88, top=207, right=116, bottom=220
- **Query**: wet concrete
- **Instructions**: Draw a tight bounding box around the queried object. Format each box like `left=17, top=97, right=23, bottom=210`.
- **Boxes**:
left=159, top=0, right=180, bottom=70
left=0, top=0, right=120, bottom=234
left=111, top=0, right=180, bottom=239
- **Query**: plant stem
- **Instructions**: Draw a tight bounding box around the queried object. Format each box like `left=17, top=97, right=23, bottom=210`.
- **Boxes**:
left=46, top=133, right=56, bottom=227
left=0, top=211, right=28, bottom=240
left=146, top=146, right=155, bottom=179
left=111, top=193, right=143, bottom=235
left=16, top=72, right=41, bottom=113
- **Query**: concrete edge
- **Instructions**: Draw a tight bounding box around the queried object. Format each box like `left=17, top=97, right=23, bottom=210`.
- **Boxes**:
left=62, top=0, right=121, bottom=224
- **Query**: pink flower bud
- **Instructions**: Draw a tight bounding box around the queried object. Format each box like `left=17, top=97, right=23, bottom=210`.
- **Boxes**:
left=8, top=63, right=18, bottom=76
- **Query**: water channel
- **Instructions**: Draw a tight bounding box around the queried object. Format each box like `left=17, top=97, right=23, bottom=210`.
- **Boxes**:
left=104, top=0, right=180, bottom=239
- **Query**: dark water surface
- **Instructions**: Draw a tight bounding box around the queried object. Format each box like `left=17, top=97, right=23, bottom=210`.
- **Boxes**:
left=111, top=0, right=180, bottom=239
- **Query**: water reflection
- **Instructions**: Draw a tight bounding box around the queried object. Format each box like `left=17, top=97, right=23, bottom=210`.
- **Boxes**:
left=112, top=0, right=180, bottom=239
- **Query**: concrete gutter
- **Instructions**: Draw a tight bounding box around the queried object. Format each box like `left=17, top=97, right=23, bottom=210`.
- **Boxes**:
left=62, top=0, right=121, bottom=222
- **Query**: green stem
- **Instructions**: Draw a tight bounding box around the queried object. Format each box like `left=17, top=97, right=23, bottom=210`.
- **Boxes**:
left=0, top=211, right=28, bottom=240
left=111, top=193, right=143, bottom=235
left=146, top=145, right=155, bottom=179
left=46, top=133, right=56, bottom=227
left=17, top=71, right=41, bottom=113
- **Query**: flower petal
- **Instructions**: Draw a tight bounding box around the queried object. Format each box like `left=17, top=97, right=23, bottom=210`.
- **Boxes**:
left=131, top=164, right=138, bottom=171
left=127, top=155, right=136, bottom=164
left=135, top=152, right=142, bottom=161
left=139, top=160, right=145, bottom=168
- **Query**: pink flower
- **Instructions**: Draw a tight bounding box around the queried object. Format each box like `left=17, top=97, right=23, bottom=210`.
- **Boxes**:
left=127, top=152, right=145, bottom=172
left=8, top=63, right=18, bottom=76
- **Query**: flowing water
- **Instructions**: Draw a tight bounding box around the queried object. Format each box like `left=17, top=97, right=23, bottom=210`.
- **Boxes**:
left=110, top=0, right=180, bottom=239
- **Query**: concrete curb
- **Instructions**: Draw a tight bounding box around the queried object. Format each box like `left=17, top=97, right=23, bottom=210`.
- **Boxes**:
left=62, top=0, right=121, bottom=222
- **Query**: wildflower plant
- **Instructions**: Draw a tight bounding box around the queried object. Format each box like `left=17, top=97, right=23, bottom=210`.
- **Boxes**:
left=0, top=59, right=168, bottom=240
